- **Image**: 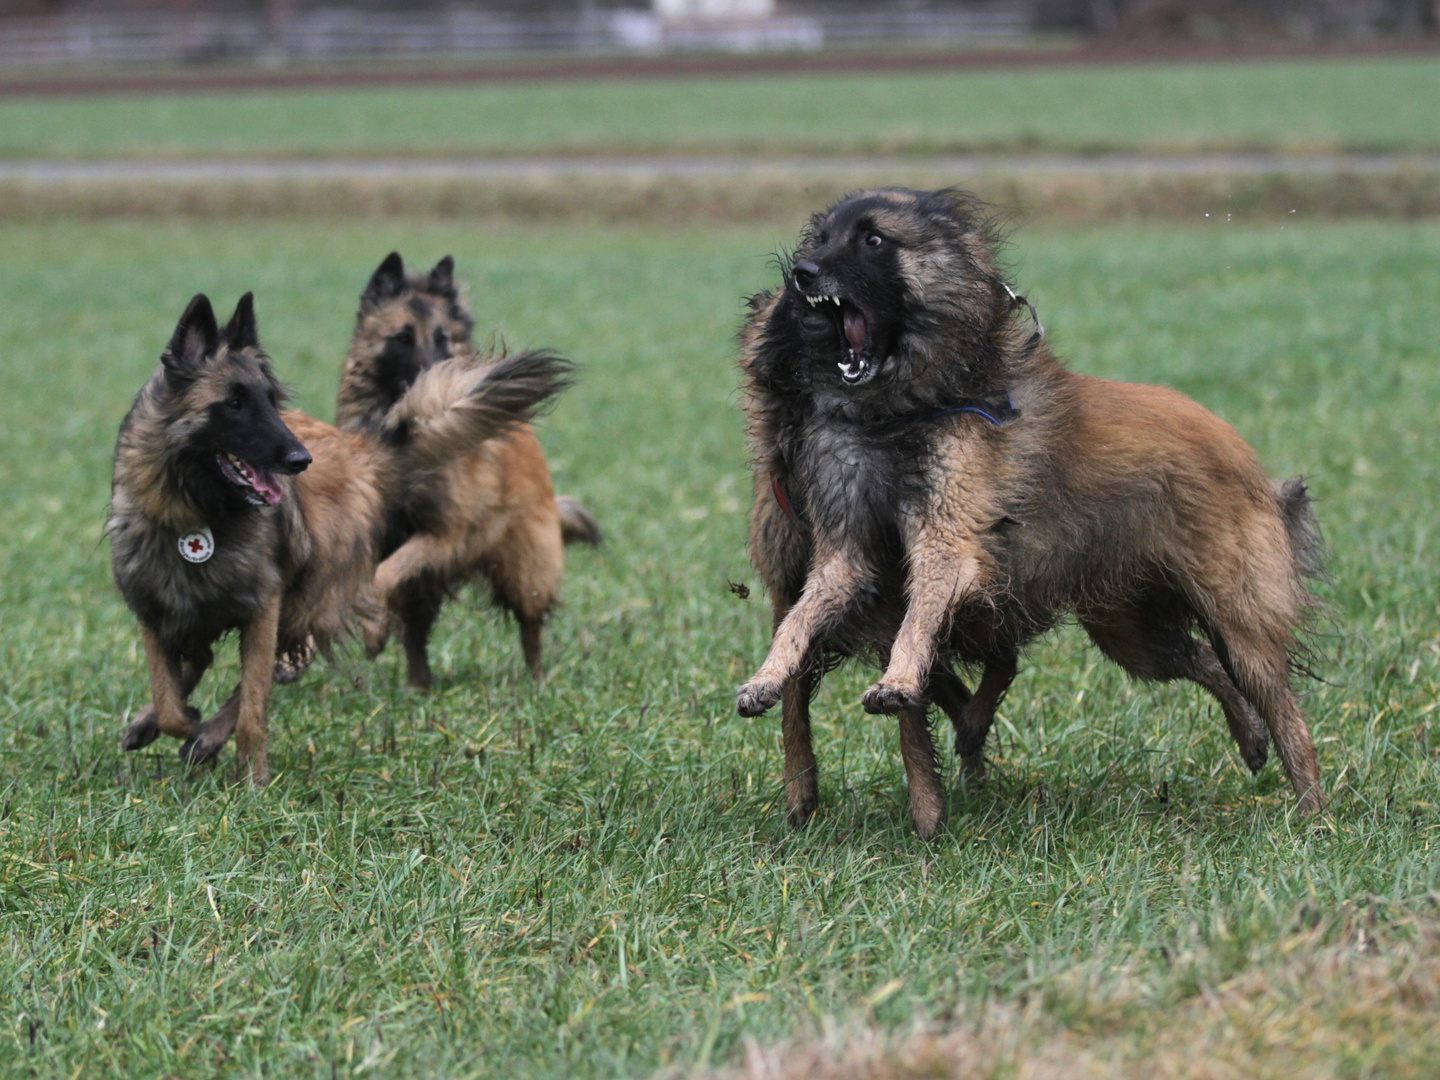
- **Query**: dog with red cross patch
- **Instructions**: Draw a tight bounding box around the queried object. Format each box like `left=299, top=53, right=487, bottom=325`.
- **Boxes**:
left=107, top=292, right=571, bottom=783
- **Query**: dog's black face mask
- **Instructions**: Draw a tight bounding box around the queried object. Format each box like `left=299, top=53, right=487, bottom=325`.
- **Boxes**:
left=359, top=252, right=465, bottom=405
left=787, top=196, right=911, bottom=389
left=162, top=293, right=312, bottom=512
left=371, top=298, right=454, bottom=397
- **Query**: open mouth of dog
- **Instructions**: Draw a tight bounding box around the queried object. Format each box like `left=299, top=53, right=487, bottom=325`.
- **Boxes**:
left=217, top=452, right=284, bottom=506
left=804, top=292, right=876, bottom=385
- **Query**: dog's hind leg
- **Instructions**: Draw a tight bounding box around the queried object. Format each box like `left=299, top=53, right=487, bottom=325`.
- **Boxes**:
left=234, top=593, right=282, bottom=786
left=491, top=513, right=563, bottom=680
left=1188, top=642, right=1270, bottom=773
left=782, top=653, right=822, bottom=828
left=933, top=656, right=1017, bottom=779
left=396, top=584, right=444, bottom=690
left=124, top=627, right=204, bottom=750
left=1081, top=607, right=1270, bottom=775
left=518, top=615, right=545, bottom=679
left=897, top=704, right=945, bottom=840
left=1210, top=624, right=1322, bottom=813
left=928, top=660, right=972, bottom=732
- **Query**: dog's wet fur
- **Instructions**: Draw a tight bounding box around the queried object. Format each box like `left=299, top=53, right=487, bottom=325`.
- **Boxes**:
left=109, top=292, right=573, bottom=782
left=336, top=252, right=600, bottom=688
left=738, top=188, right=1325, bottom=838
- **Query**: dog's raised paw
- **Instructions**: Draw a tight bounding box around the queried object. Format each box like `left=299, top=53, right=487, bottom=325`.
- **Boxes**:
left=274, top=635, right=316, bottom=685
left=863, top=682, right=920, bottom=714
left=736, top=680, right=782, bottom=717
left=121, top=706, right=160, bottom=751
left=362, top=615, right=392, bottom=661
left=178, top=734, right=225, bottom=767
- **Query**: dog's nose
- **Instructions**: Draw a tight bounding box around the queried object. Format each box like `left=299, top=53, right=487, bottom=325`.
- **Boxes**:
left=282, top=447, right=313, bottom=475
left=792, top=260, right=820, bottom=291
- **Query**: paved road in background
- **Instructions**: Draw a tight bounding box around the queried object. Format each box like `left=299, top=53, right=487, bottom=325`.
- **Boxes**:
left=3, top=153, right=1436, bottom=183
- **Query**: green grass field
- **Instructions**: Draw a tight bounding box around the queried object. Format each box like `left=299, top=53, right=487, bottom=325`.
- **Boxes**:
left=2, top=56, right=1439, bottom=160
left=1, top=215, right=1437, bottom=1078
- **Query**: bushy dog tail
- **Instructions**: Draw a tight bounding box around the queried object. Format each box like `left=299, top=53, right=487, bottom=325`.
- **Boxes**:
left=1277, top=477, right=1325, bottom=583
left=556, top=496, right=602, bottom=547
left=382, top=350, right=575, bottom=470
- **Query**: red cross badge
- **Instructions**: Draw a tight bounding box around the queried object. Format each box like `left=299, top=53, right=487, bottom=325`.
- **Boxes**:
left=177, top=527, right=215, bottom=564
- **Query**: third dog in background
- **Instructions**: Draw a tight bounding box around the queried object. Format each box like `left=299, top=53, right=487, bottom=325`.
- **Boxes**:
left=337, top=253, right=601, bottom=688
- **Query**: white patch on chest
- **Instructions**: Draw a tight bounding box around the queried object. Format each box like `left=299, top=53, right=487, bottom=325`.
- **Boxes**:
left=177, top=527, right=215, bottom=564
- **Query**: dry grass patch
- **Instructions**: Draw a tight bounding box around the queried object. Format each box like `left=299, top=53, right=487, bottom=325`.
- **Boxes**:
left=705, top=902, right=1440, bottom=1080
left=4, top=168, right=1440, bottom=226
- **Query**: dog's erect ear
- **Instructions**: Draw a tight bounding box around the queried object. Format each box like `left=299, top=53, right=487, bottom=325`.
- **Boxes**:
left=163, top=293, right=220, bottom=389
left=224, top=291, right=260, bottom=352
left=427, top=255, right=456, bottom=298
left=361, top=252, right=406, bottom=312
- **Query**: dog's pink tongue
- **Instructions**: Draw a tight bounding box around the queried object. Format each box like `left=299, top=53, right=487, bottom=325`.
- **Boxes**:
left=843, top=307, right=868, bottom=352
left=252, top=470, right=284, bottom=506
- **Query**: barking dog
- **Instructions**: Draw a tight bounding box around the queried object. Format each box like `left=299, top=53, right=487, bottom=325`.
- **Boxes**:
left=335, top=252, right=600, bottom=688
left=109, top=292, right=571, bottom=782
left=737, top=189, right=1324, bottom=839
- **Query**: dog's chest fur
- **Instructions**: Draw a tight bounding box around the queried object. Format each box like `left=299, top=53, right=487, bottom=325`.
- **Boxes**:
left=789, top=409, right=917, bottom=561
left=109, top=505, right=286, bottom=653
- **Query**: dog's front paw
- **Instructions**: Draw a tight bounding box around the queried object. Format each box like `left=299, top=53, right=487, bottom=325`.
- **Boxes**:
left=736, top=678, right=783, bottom=717
left=863, top=681, right=922, bottom=714
left=178, top=731, right=226, bottom=767
left=121, top=705, right=160, bottom=751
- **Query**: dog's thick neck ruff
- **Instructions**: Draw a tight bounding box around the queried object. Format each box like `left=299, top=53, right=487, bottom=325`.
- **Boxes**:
left=744, top=191, right=1043, bottom=553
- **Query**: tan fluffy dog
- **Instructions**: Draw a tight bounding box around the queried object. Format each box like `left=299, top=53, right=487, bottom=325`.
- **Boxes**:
left=336, top=253, right=600, bottom=687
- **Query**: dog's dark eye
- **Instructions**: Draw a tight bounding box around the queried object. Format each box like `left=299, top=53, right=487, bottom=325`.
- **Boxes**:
left=226, top=395, right=244, bottom=411
left=434, top=327, right=449, bottom=349
left=865, top=232, right=884, bottom=248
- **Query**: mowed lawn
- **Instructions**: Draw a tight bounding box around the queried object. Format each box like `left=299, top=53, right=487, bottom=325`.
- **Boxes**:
left=2, top=55, right=1439, bottom=160
left=0, top=216, right=1438, bottom=1079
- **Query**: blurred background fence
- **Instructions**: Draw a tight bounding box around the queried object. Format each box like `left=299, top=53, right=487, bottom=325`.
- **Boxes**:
left=0, top=1, right=1434, bottom=67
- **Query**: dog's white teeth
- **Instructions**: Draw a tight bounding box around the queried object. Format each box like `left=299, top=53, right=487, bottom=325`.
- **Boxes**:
left=833, top=297, right=841, bottom=306
left=228, top=454, right=255, bottom=482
